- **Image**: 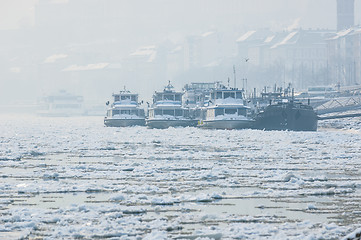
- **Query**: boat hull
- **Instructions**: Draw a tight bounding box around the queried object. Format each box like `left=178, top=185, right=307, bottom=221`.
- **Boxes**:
left=146, top=119, right=198, bottom=129
left=104, top=118, right=145, bottom=127
left=254, top=106, right=318, bottom=131
left=198, top=119, right=254, bottom=129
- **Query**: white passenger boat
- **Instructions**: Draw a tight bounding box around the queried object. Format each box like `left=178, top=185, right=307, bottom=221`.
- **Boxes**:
left=183, top=82, right=220, bottom=121
left=37, top=90, right=85, bottom=117
left=198, top=87, right=254, bottom=129
left=146, top=81, right=198, bottom=129
left=104, top=89, right=145, bottom=127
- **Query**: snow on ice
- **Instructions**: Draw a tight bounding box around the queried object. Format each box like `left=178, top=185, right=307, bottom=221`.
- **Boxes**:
left=0, top=114, right=361, bottom=239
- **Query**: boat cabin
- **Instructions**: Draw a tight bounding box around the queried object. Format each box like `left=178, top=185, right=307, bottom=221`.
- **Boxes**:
left=106, top=90, right=144, bottom=118
left=107, top=108, right=145, bottom=117
left=153, top=92, right=182, bottom=103
left=153, top=82, right=183, bottom=105
left=206, top=106, right=251, bottom=119
left=183, top=82, right=220, bottom=107
left=113, top=92, right=139, bottom=104
left=148, top=108, right=190, bottom=118
left=210, top=89, right=244, bottom=101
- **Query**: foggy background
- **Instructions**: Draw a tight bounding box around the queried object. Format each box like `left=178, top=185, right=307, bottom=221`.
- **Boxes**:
left=1, top=0, right=360, bottom=111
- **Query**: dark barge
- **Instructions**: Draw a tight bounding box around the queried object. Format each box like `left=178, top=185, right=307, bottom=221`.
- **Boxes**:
left=253, top=99, right=318, bottom=131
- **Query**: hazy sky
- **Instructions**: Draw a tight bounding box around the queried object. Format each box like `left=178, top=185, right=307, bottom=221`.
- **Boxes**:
left=1, top=0, right=361, bottom=107
left=1, top=0, right=360, bottom=31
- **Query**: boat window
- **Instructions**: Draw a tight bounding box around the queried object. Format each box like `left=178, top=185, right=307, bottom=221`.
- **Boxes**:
left=114, top=95, right=120, bottom=101
left=216, top=92, right=222, bottom=99
left=121, top=96, right=130, bottom=100
left=131, top=95, right=136, bottom=101
left=112, top=110, right=120, bottom=116
left=225, top=108, right=237, bottom=115
left=236, top=92, right=242, bottom=99
left=155, top=94, right=162, bottom=102
left=175, top=94, right=182, bottom=101
left=131, top=110, right=137, bottom=115
left=215, top=108, right=224, bottom=116
left=175, top=109, right=182, bottom=116
left=184, top=109, right=189, bottom=118
left=238, top=108, right=246, bottom=116
left=155, top=109, right=162, bottom=115
left=138, top=110, right=145, bottom=117
left=164, top=94, right=174, bottom=101
left=121, top=110, right=130, bottom=115
left=163, top=109, right=174, bottom=116
left=224, top=92, right=235, bottom=99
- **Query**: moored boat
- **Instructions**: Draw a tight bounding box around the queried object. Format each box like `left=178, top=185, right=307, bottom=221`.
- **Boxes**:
left=198, top=87, right=255, bottom=129
left=183, top=82, right=220, bottom=121
left=37, top=90, right=85, bottom=117
left=253, top=99, right=318, bottom=131
left=104, top=89, right=145, bottom=127
left=146, top=81, right=198, bottom=129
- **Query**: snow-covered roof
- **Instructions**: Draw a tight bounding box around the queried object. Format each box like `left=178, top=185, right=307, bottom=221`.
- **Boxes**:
left=130, top=46, right=156, bottom=56
left=327, top=26, right=361, bottom=40
left=271, top=31, right=298, bottom=49
left=264, top=35, right=275, bottom=43
left=44, top=54, right=68, bottom=63
left=201, top=31, right=215, bottom=38
left=236, top=30, right=257, bottom=42
left=130, top=46, right=157, bottom=62
left=330, top=28, right=353, bottom=40
left=62, top=63, right=109, bottom=72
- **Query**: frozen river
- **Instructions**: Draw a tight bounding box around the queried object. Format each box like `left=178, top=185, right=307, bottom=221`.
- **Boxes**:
left=1, top=114, right=361, bottom=239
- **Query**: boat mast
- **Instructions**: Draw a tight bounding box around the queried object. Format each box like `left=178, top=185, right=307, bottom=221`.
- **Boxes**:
left=233, top=65, right=237, bottom=89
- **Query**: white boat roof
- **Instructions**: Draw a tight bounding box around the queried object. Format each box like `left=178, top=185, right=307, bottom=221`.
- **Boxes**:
left=210, top=104, right=250, bottom=109
left=111, top=105, right=139, bottom=109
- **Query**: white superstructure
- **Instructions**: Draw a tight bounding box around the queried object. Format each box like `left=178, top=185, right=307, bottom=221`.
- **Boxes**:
left=198, top=87, right=254, bottom=129
left=146, top=81, right=197, bottom=129
left=104, top=89, right=145, bottom=127
left=37, top=90, right=84, bottom=117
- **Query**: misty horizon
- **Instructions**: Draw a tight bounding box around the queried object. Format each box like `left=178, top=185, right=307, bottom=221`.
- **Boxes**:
left=1, top=0, right=361, bottom=111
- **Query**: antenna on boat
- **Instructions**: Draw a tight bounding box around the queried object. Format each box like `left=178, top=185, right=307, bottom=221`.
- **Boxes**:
left=233, top=65, right=237, bottom=89
left=165, top=80, right=174, bottom=92
left=227, top=77, right=230, bottom=88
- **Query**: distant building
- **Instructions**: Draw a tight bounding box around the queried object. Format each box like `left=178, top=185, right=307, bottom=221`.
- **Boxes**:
left=236, top=29, right=333, bottom=89
left=236, top=29, right=273, bottom=64
left=327, top=27, right=361, bottom=86
left=184, top=31, right=223, bottom=70
left=337, top=0, right=355, bottom=31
